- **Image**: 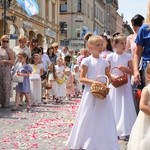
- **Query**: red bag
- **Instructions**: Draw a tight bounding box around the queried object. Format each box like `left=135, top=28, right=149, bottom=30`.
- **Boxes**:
left=135, top=89, right=142, bottom=101
left=110, top=67, right=128, bottom=88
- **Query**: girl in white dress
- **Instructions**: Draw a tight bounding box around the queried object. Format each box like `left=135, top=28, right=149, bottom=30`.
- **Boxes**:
left=106, top=35, right=137, bottom=140
left=65, top=67, right=75, bottom=100
left=44, top=63, right=58, bottom=103
left=30, top=54, right=44, bottom=105
left=55, top=57, right=66, bottom=103
left=73, top=65, right=82, bottom=97
left=128, top=62, right=150, bottom=150
left=67, top=35, right=119, bottom=150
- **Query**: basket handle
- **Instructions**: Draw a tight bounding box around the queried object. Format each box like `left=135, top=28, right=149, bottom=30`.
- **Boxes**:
left=95, top=75, right=109, bottom=86
left=110, top=67, right=125, bottom=75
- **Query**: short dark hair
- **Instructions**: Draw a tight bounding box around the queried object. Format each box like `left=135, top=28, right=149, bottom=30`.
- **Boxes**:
left=131, top=14, right=144, bottom=27
left=31, top=38, right=38, bottom=43
left=31, top=47, right=42, bottom=56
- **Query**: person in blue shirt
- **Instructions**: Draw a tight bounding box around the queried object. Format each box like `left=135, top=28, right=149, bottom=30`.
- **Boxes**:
left=126, top=14, right=144, bottom=114
left=134, top=0, right=150, bottom=90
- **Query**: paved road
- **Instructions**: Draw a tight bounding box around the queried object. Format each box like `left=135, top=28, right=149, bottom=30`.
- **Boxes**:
left=0, top=96, right=127, bottom=150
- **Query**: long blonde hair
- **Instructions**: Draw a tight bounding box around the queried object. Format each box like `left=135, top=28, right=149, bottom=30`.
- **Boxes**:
left=145, top=0, right=150, bottom=24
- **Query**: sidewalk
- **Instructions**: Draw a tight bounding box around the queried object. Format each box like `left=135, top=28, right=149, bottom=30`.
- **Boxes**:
left=0, top=96, right=128, bottom=150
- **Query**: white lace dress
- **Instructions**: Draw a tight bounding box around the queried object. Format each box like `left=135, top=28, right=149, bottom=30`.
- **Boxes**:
left=127, top=84, right=150, bottom=150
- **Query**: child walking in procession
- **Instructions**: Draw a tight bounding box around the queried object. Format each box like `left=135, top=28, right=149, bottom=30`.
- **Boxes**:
left=12, top=52, right=32, bottom=111
left=55, top=57, right=66, bottom=103
left=73, top=65, right=82, bottom=97
left=67, top=35, right=119, bottom=150
left=30, top=53, right=44, bottom=105
left=128, top=62, right=150, bottom=150
left=44, top=63, right=58, bottom=103
left=65, top=67, right=75, bottom=100
left=106, top=35, right=137, bottom=140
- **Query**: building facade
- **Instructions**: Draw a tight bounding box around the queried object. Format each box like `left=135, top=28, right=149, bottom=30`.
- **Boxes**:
left=59, top=0, right=122, bottom=50
left=123, top=21, right=134, bottom=36
left=0, top=0, right=60, bottom=50
left=104, top=0, right=118, bottom=35
left=116, top=12, right=124, bottom=34
left=59, top=0, right=94, bottom=50
left=94, top=0, right=105, bottom=35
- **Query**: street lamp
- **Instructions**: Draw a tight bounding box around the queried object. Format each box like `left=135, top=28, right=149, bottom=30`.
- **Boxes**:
left=0, top=0, right=15, bottom=34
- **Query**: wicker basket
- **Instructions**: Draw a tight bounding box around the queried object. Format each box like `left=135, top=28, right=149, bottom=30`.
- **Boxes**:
left=43, top=80, right=52, bottom=89
left=91, top=75, right=110, bottom=99
left=110, top=67, right=128, bottom=88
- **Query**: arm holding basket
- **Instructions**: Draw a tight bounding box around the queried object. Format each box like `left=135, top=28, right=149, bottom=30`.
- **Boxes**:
left=80, top=60, right=110, bottom=99
left=118, top=60, right=133, bottom=75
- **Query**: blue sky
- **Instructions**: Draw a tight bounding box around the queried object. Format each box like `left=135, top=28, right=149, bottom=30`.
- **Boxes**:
left=117, top=0, right=147, bottom=25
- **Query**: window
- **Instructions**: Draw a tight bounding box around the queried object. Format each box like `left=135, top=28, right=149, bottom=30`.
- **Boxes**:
left=60, top=40, right=70, bottom=46
left=107, top=31, right=110, bottom=35
left=77, top=0, right=82, bottom=12
left=91, top=8, right=93, bottom=20
left=60, top=1, right=67, bottom=12
left=52, top=2, right=55, bottom=22
left=45, top=0, right=49, bottom=19
left=87, top=4, right=90, bottom=18
left=60, top=22, right=67, bottom=34
left=95, top=5, right=98, bottom=18
left=76, top=28, right=81, bottom=38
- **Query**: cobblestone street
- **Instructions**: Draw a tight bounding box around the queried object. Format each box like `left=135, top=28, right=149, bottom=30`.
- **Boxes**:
left=0, top=97, right=127, bottom=150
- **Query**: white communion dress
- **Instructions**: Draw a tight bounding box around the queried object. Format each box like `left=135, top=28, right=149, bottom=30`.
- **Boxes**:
left=30, top=64, right=43, bottom=104
left=67, top=55, right=119, bottom=150
left=55, top=65, right=66, bottom=98
left=106, top=52, right=137, bottom=137
left=127, top=84, right=150, bottom=150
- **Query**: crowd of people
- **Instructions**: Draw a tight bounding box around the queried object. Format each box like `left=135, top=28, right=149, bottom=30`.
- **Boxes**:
left=1, top=0, right=150, bottom=149
left=2, top=36, right=89, bottom=111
